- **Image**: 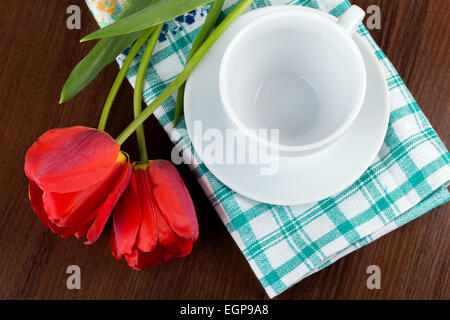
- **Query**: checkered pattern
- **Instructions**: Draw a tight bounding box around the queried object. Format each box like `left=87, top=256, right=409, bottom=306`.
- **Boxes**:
left=87, top=0, right=450, bottom=298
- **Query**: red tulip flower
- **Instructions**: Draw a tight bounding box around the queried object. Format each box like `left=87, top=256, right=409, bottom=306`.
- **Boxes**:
left=25, top=126, right=132, bottom=243
left=111, top=160, right=198, bottom=270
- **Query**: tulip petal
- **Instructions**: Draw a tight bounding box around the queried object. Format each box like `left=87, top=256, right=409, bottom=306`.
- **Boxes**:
left=164, top=239, right=194, bottom=261
left=29, top=180, right=71, bottom=238
left=125, top=247, right=164, bottom=270
left=29, top=181, right=94, bottom=239
left=154, top=203, right=178, bottom=248
left=42, top=156, right=126, bottom=228
left=110, top=227, right=122, bottom=260
left=135, top=165, right=158, bottom=253
left=25, top=126, right=120, bottom=193
left=125, top=238, right=193, bottom=270
left=112, top=172, right=142, bottom=256
left=124, top=249, right=140, bottom=269
left=149, top=160, right=198, bottom=241
left=73, top=221, right=95, bottom=239
left=85, top=153, right=132, bottom=244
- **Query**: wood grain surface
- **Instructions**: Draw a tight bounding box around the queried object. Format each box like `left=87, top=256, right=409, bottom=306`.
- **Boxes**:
left=0, top=0, right=448, bottom=300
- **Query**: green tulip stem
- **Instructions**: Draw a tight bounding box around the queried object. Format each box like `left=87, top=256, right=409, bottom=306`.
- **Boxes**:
left=116, top=0, right=255, bottom=145
left=133, top=24, right=164, bottom=162
left=97, top=27, right=155, bottom=132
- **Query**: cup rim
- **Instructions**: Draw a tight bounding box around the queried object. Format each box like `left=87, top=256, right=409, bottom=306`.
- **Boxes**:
left=219, top=9, right=367, bottom=154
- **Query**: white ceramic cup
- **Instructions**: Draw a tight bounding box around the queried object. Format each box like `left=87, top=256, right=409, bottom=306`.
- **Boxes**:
left=219, top=5, right=367, bottom=156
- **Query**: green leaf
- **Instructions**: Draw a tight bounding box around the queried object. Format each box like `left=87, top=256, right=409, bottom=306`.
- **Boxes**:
left=81, top=0, right=214, bottom=42
left=59, top=0, right=160, bottom=103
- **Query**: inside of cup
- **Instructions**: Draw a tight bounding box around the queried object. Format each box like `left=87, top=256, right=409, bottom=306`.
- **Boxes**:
left=221, top=11, right=366, bottom=149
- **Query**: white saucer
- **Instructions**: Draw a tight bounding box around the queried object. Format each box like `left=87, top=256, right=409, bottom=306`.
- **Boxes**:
left=184, top=6, right=389, bottom=205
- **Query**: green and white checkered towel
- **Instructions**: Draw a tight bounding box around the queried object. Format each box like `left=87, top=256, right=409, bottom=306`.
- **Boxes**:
left=87, top=0, right=450, bottom=298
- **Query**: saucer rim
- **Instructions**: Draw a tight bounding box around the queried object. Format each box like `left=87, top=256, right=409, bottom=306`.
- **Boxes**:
left=184, top=6, right=389, bottom=205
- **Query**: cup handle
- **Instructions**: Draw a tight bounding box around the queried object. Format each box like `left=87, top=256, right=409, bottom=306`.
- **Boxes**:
left=337, top=5, right=365, bottom=35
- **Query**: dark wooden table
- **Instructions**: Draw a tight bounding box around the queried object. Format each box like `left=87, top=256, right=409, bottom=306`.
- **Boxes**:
left=0, top=0, right=448, bottom=300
